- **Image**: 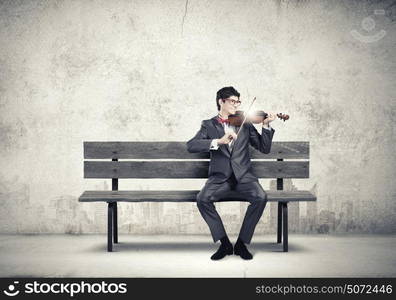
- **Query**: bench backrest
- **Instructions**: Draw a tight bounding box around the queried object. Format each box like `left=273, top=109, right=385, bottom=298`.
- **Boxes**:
left=83, top=142, right=309, bottom=179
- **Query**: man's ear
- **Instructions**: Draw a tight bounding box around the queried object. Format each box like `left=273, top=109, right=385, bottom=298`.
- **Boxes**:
left=218, top=98, right=224, bottom=107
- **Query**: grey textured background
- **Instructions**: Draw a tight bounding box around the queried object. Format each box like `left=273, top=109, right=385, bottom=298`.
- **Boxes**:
left=0, top=0, right=395, bottom=235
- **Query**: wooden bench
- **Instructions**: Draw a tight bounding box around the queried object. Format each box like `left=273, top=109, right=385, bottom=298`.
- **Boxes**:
left=78, top=141, right=316, bottom=252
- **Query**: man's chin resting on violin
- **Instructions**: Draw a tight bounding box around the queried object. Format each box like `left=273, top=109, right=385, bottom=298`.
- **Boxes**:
left=186, top=86, right=276, bottom=260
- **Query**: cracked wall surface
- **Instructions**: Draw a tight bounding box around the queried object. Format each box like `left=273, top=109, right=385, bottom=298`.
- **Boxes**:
left=0, top=0, right=395, bottom=234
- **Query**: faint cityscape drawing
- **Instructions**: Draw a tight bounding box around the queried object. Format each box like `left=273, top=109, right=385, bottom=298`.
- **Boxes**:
left=0, top=178, right=381, bottom=235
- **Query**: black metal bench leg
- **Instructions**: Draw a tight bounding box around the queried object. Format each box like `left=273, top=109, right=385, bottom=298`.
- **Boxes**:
left=113, top=202, right=118, bottom=244
left=277, top=202, right=282, bottom=243
left=107, top=202, right=113, bottom=252
left=282, top=202, right=288, bottom=252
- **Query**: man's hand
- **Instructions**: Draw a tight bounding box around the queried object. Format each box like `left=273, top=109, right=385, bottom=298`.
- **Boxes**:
left=263, top=112, right=276, bottom=126
left=218, top=132, right=237, bottom=145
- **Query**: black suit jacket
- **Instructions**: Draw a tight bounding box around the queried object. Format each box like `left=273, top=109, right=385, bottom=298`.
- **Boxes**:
left=186, top=116, right=275, bottom=184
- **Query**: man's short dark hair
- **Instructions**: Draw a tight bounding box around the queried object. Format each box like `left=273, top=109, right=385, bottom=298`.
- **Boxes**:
left=216, top=86, right=240, bottom=111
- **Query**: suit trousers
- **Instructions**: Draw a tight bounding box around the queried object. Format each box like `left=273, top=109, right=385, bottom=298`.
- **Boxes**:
left=196, top=174, right=267, bottom=244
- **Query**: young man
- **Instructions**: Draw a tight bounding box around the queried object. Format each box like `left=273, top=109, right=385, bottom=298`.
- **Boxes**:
left=187, top=86, right=276, bottom=260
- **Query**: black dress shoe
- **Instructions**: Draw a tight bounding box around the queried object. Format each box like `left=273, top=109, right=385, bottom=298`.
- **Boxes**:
left=211, top=243, right=233, bottom=260
left=234, top=241, right=253, bottom=260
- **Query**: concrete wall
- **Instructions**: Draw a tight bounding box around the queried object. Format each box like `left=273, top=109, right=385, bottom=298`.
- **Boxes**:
left=0, top=0, right=395, bottom=234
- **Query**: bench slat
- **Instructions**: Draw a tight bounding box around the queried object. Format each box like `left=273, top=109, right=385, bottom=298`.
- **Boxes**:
left=79, top=190, right=316, bottom=202
left=84, top=161, right=309, bottom=179
left=84, top=142, right=309, bottom=159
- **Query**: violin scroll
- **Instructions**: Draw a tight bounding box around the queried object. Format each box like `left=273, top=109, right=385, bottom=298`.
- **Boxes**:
left=276, top=113, right=290, bottom=122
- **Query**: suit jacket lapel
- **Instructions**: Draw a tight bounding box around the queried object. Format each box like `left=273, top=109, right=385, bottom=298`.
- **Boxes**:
left=211, top=117, right=230, bottom=157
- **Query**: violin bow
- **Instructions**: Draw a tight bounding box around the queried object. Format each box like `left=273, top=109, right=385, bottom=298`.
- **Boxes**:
left=236, top=97, right=256, bottom=136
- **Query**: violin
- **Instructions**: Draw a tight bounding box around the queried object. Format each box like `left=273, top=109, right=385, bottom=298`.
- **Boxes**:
left=228, top=110, right=290, bottom=127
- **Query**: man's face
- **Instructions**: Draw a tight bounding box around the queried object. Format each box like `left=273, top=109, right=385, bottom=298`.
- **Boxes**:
left=219, top=95, right=241, bottom=116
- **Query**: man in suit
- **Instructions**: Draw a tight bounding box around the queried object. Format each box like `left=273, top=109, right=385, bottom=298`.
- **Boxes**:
left=187, top=86, right=276, bottom=260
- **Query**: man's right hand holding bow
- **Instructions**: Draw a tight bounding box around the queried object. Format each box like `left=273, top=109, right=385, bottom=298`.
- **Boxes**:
left=218, top=132, right=237, bottom=145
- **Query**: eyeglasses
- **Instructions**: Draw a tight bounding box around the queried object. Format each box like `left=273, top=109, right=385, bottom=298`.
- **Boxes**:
left=224, top=98, right=242, bottom=106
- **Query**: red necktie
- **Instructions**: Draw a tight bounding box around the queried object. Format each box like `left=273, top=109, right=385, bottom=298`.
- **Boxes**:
left=217, top=117, right=230, bottom=125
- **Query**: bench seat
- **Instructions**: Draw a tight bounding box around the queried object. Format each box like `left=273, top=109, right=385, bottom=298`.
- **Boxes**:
left=79, top=190, right=316, bottom=203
